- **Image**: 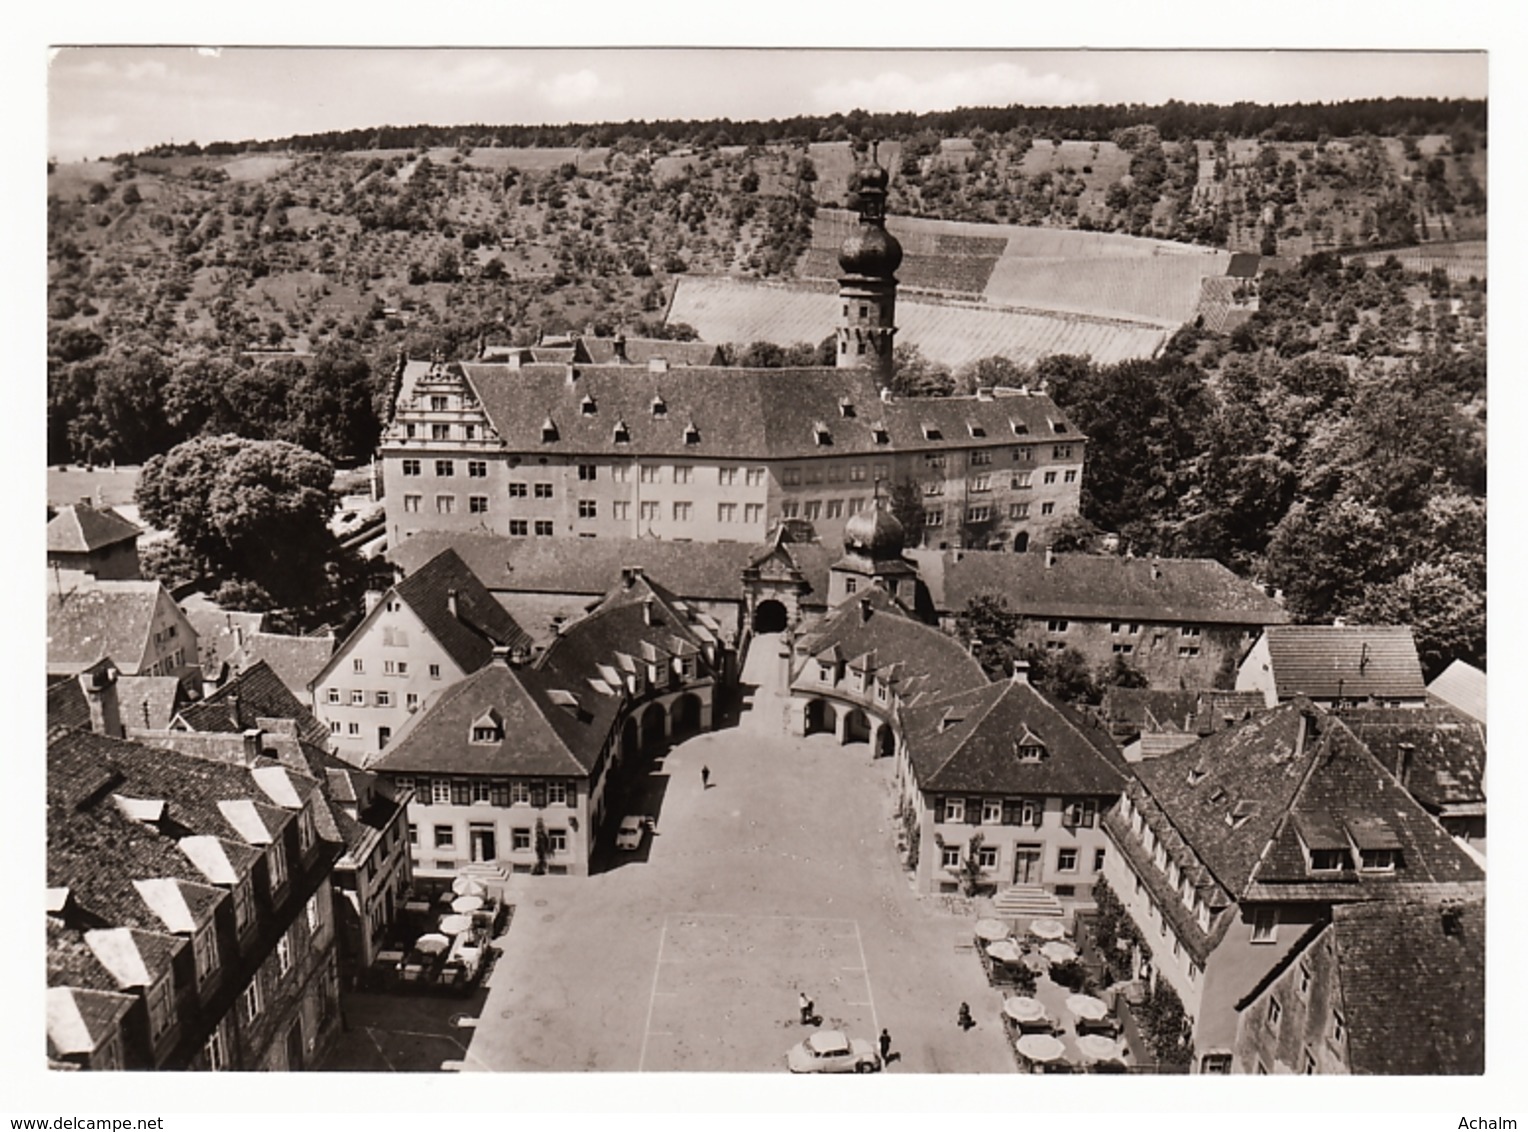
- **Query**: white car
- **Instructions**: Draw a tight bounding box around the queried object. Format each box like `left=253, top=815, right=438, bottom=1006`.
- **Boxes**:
left=786, top=1030, right=881, bottom=1074
left=615, top=815, right=646, bottom=851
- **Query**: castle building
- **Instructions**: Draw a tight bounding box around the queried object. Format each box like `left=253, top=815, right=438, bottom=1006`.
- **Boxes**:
left=379, top=161, right=1085, bottom=558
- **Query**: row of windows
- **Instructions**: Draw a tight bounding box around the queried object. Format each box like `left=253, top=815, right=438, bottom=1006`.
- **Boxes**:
left=940, top=843, right=1107, bottom=874
left=1265, top=991, right=1346, bottom=1059
left=402, top=422, right=483, bottom=442
left=1121, top=794, right=1216, bottom=934
left=394, top=775, right=576, bottom=809
left=410, top=823, right=570, bottom=854
left=936, top=797, right=1098, bottom=827
left=346, top=659, right=431, bottom=677
left=923, top=501, right=1053, bottom=528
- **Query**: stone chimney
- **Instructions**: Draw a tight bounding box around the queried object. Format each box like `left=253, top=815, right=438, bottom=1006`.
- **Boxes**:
left=1045, top=546, right=1055, bottom=569
left=447, top=589, right=459, bottom=619
left=80, top=664, right=122, bottom=738
left=622, top=565, right=644, bottom=589
left=241, top=727, right=263, bottom=767
left=643, top=596, right=656, bottom=626
left=1151, top=560, right=1162, bottom=582
left=613, top=333, right=627, bottom=363
left=859, top=597, right=873, bottom=624
left=1395, top=741, right=1415, bottom=788
left=1011, top=660, right=1031, bottom=686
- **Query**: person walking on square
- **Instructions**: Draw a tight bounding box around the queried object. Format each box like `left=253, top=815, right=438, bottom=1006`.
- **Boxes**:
left=701, top=764, right=711, bottom=789
left=879, top=1028, right=893, bottom=1064
left=799, top=991, right=814, bottom=1025
left=958, top=1002, right=974, bottom=1031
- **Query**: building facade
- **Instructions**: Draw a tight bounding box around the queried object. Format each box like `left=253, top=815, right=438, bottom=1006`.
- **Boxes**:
left=379, top=160, right=1085, bottom=558
left=48, top=581, right=199, bottom=680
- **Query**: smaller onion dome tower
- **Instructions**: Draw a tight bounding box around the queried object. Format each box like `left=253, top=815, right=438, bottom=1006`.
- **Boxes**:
left=837, top=153, right=902, bottom=391
left=828, top=484, right=918, bottom=607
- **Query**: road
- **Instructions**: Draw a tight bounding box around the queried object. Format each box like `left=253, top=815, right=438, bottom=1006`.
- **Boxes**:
left=463, top=633, right=1015, bottom=1073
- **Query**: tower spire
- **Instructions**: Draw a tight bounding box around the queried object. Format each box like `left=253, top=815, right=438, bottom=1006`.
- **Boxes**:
left=836, top=155, right=901, bottom=390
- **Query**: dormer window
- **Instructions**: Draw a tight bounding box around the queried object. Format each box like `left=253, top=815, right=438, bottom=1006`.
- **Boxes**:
left=1051, top=419, right=1070, bottom=434
left=541, top=417, right=559, bottom=443
left=839, top=398, right=856, bottom=418
left=1309, top=848, right=1352, bottom=872
left=1011, top=420, right=1030, bottom=436
left=967, top=421, right=986, bottom=438
left=1015, top=741, right=1045, bottom=761
left=872, top=423, right=890, bottom=445
left=1187, top=768, right=1206, bottom=786
left=684, top=422, right=701, bottom=445
left=651, top=395, right=667, bottom=418
left=613, top=420, right=631, bottom=444
left=1359, top=848, right=1399, bottom=872
left=818, top=662, right=834, bottom=683
left=471, top=709, right=504, bottom=744
left=813, top=422, right=833, bottom=446
left=581, top=394, right=597, bottom=415
left=921, top=423, right=942, bottom=441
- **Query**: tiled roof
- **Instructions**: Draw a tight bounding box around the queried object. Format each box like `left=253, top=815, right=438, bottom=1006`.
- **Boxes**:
left=1427, top=660, right=1486, bottom=725
left=47, top=503, right=142, bottom=553
left=230, top=631, right=335, bottom=697
left=906, top=549, right=1290, bottom=625
left=793, top=589, right=987, bottom=709
left=47, top=985, right=137, bottom=1059
left=47, top=583, right=172, bottom=674
left=370, top=660, right=618, bottom=778
left=1131, top=701, right=1483, bottom=909
left=443, top=361, right=1081, bottom=460
left=574, top=337, right=726, bottom=366
left=1098, top=688, right=1201, bottom=739
left=391, top=547, right=533, bottom=671
left=389, top=531, right=839, bottom=614
left=1259, top=625, right=1426, bottom=701
left=1336, top=707, right=1486, bottom=811
left=47, top=670, right=96, bottom=731
left=1329, top=897, right=1485, bottom=1075
left=902, top=677, right=1125, bottom=795
left=117, top=676, right=187, bottom=732
left=174, top=660, right=329, bottom=749
left=181, top=604, right=265, bottom=671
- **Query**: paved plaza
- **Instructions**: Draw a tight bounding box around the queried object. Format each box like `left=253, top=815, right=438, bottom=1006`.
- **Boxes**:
left=459, top=634, right=1017, bottom=1073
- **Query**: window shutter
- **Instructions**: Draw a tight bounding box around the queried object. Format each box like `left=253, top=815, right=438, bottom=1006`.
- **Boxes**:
left=565, top=782, right=577, bottom=807
left=1002, top=800, right=1019, bottom=826
left=452, top=780, right=470, bottom=806
left=1031, top=801, right=1044, bottom=828
left=491, top=781, right=508, bottom=807
left=531, top=783, right=547, bottom=809
left=935, top=797, right=945, bottom=823
left=966, top=799, right=981, bottom=825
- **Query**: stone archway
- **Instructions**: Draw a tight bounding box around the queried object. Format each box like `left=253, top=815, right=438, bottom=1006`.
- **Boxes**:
left=843, top=708, right=873, bottom=746
left=875, top=723, right=896, bottom=760
left=1013, top=530, right=1030, bottom=553
left=670, top=693, right=702, bottom=737
left=640, top=702, right=667, bottom=750
left=804, top=699, right=838, bottom=737
left=753, top=599, right=789, bottom=634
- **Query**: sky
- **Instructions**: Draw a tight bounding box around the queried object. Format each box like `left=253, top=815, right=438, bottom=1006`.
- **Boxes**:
left=47, top=47, right=1488, bottom=162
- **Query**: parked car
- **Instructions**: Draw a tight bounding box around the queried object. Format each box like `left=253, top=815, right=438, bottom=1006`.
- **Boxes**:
left=615, top=815, right=646, bottom=851
left=786, top=1030, right=881, bottom=1073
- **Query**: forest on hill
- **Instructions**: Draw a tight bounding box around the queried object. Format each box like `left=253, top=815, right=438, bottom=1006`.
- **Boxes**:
left=46, top=102, right=1486, bottom=670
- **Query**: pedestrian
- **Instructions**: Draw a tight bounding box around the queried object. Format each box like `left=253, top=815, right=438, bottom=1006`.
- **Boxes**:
left=958, top=1002, right=973, bottom=1031
left=701, top=764, right=711, bottom=788
left=879, top=1028, right=892, bottom=1063
left=799, top=991, right=813, bottom=1025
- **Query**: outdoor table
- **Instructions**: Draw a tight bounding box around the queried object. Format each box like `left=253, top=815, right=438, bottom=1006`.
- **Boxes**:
left=1016, top=1033, right=1066, bottom=1064
left=403, top=901, right=431, bottom=916
left=1041, top=941, right=1079, bottom=964
left=987, top=940, right=1023, bottom=964
left=974, top=918, right=1010, bottom=942
left=376, top=949, right=405, bottom=966
left=1003, top=996, right=1047, bottom=1023
left=1066, top=993, right=1109, bottom=1021
left=1029, top=918, right=1066, bottom=941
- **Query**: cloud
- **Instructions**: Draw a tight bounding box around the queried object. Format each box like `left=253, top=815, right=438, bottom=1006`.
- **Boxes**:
left=539, top=68, right=619, bottom=109
left=813, top=63, right=1099, bottom=114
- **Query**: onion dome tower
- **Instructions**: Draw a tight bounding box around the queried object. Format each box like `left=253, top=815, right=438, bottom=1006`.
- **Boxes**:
left=836, top=153, right=902, bottom=391
left=828, top=484, right=918, bottom=607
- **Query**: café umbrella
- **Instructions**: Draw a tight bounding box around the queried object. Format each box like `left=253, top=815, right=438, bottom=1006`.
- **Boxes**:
left=1004, top=996, right=1047, bottom=1023
left=452, top=876, right=486, bottom=898
left=1077, top=1034, right=1123, bottom=1063
left=439, top=914, right=473, bottom=936
left=1042, top=941, right=1079, bottom=964
left=986, top=939, right=1023, bottom=964
left=414, top=933, right=450, bottom=955
left=452, top=895, right=485, bottom=914
left=1029, top=918, right=1066, bottom=941
left=974, top=918, right=1010, bottom=942
left=1016, top=1033, right=1066, bottom=1064
left=1066, top=993, right=1109, bottom=1021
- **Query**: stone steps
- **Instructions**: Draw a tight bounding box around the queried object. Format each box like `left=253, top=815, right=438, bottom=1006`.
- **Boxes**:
left=992, top=884, right=1065, bottom=921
